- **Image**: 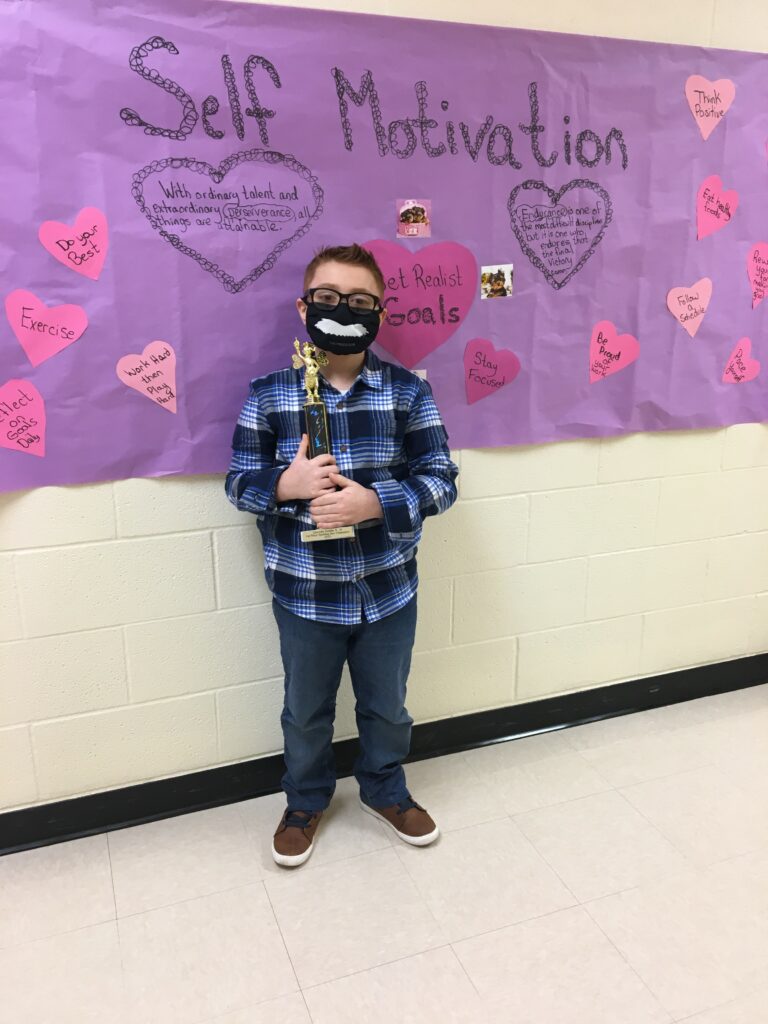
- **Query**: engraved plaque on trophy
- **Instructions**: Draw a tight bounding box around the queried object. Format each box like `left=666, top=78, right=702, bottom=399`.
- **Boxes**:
left=291, top=339, right=355, bottom=543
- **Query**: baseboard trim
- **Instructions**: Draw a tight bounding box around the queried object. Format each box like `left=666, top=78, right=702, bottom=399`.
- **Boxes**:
left=2, top=653, right=767, bottom=855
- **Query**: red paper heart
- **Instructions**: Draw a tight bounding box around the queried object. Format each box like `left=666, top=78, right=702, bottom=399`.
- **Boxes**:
left=685, top=76, right=736, bottom=141
left=0, top=379, right=46, bottom=457
left=116, top=342, right=177, bottom=413
left=38, top=207, right=109, bottom=280
left=747, top=243, right=768, bottom=310
left=5, top=289, right=88, bottom=367
left=696, top=176, right=738, bottom=240
left=666, top=278, right=713, bottom=338
left=364, top=240, right=477, bottom=368
left=722, top=337, right=760, bottom=384
left=464, top=339, right=521, bottom=404
left=589, top=321, right=640, bottom=382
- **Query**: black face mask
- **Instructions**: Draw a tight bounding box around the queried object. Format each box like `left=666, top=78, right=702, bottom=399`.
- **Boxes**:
left=304, top=301, right=382, bottom=355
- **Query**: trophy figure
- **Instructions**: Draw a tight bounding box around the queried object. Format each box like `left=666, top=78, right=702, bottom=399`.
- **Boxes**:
left=291, top=339, right=355, bottom=543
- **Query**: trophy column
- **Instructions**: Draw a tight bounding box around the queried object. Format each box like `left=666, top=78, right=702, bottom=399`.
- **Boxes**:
left=291, top=339, right=355, bottom=543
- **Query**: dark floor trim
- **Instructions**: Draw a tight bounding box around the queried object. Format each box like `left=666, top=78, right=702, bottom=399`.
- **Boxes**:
left=3, top=653, right=767, bottom=856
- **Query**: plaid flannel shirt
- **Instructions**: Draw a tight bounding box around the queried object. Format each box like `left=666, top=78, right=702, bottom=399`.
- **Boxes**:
left=225, top=349, right=458, bottom=624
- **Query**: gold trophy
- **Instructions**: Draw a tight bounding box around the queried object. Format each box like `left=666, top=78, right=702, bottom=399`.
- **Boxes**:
left=291, top=339, right=355, bottom=543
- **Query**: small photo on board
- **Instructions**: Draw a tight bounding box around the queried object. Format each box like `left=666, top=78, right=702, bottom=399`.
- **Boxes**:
left=396, top=199, right=431, bottom=238
left=481, top=264, right=514, bottom=299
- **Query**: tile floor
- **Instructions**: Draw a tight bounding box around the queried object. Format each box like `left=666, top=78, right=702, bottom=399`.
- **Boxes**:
left=2, top=683, right=768, bottom=1023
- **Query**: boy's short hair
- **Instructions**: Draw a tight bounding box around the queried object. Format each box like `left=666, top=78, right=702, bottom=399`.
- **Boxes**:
left=303, top=243, right=385, bottom=296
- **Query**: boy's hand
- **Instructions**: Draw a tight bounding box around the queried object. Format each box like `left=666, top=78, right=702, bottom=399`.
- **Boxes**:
left=309, top=472, right=384, bottom=528
left=275, top=434, right=338, bottom=501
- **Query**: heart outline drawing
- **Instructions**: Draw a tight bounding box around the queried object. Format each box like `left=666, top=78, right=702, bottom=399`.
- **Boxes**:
left=508, top=179, right=613, bottom=290
left=131, top=149, right=324, bottom=294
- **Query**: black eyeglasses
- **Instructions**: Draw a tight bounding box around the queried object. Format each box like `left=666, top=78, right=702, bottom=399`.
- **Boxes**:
left=303, top=288, right=382, bottom=313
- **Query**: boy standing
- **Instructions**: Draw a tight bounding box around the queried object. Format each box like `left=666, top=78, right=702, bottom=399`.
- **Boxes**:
left=225, top=243, right=458, bottom=867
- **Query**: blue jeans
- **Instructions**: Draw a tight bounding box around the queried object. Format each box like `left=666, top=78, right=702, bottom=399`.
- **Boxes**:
left=272, top=596, right=417, bottom=812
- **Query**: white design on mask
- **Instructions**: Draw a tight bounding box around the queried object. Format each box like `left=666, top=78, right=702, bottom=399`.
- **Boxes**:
left=315, top=319, right=369, bottom=337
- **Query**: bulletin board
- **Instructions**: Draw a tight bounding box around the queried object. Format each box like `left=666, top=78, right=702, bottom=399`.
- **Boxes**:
left=1, top=0, right=766, bottom=491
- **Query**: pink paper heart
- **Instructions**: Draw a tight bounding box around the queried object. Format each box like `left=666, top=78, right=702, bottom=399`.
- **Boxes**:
left=722, top=337, right=760, bottom=384
left=666, top=277, right=713, bottom=337
left=0, top=379, right=46, bottom=457
left=464, top=339, right=521, bottom=404
left=589, top=321, right=640, bottom=383
left=685, top=76, right=736, bottom=141
left=747, top=243, right=768, bottom=310
left=4, top=289, right=88, bottom=367
left=38, top=207, right=108, bottom=280
left=697, top=175, right=739, bottom=240
left=364, top=240, right=477, bottom=368
left=116, top=342, right=177, bottom=413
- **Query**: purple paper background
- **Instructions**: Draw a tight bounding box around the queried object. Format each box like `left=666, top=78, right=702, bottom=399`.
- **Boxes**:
left=1, top=0, right=766, bottom=493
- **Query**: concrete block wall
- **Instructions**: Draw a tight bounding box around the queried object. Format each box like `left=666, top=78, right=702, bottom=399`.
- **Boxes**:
left=1, top=0, right=767, bottom=812
left=2, top=424, right=768, bottom=811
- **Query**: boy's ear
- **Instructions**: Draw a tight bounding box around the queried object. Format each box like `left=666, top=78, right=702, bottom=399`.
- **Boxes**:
left=296, top=297, right=307, bottom=322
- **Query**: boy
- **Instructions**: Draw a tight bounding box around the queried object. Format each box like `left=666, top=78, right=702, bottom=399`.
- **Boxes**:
left=225, top=243, right=458, bottom=867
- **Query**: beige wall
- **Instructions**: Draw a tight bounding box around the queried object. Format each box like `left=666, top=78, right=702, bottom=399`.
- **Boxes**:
left=2, top=0, right=767, bottom=812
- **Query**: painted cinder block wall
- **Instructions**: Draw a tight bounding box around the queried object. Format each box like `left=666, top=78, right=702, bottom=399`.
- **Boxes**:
left=2, top=0, right=767, bottom=813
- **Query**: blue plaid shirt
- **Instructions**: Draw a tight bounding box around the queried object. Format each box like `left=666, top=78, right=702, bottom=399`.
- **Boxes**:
left=225, top=349, right=458, bottom=624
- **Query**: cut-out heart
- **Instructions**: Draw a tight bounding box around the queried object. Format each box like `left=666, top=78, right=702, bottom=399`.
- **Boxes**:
left=0, top=379, right=46, bottom=457
left=116, top=341, right=177, bottom=413
left=696, top=175, right=738, bottom=240
left=685, top=75, right=736, bottom=141
left=131, top=149, right=324, bottom=293
left=38, top=207, right=108, bottom=280
left=508, top=179, right=613, bottom=290
left=589, top=320, right=640, bottom=382
left=4, top=289, right=88, bottom=367
left=464, top=339, right=521, bottom=404
left=723, top=337, right=760, bottom=384
left=666, top=277, right=713, bottom=337
left=747, top=243, right=768, bottom=310
left=364, top=240, right=477, bottom=368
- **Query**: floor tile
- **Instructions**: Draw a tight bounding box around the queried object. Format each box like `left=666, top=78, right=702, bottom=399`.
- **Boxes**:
left=585, top=857, right=768, bottom=1019
left=264, top=846, right=446, bottom=988
left=3, top=685, right=767, bottom=1024
left=675, top=984, right=768, bottom=1023
left=303, top=945, right=486, bottom=1023
left=202, top=991, right=312, bottom=1023
left=514, top=789, right=691, bottom=901
left=0, top=921, right=127, bottom=1024
left=453, top=905, right=671, bottom=1024
left=480, top=751, right=614, bottom=814
left=399, top=751, right=508, bottom=832
left=394, top=816, right=576, bottom=942
left=619, top=764, right=768, bottom=865
left=575, top=723, right=715, bottom=787
left=109, top=803, right=260, bottom=916
left=0, top=834, right=115, bottom=948
left=119, top=883, right=298, bottom=1023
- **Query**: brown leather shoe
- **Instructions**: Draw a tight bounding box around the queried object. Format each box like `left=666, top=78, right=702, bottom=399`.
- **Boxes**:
left=359, top=795, right=439, bottom=846
left=272, top=808, right=323, bottom=867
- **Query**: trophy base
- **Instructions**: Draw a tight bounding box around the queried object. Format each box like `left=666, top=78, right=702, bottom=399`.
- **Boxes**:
left=300, top=525, right=356, bottom=543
